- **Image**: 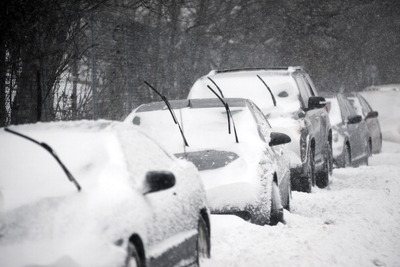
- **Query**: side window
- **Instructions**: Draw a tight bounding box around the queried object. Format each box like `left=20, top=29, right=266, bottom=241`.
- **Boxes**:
left=342, top=98, right=358, bottom=117
left=247, top=100, right=271, bottom=142
left=303, top=75, right=316, bottom=96
left=357, top=95, right=372, bottom=114
left=293, top=75, right=311, bottom=108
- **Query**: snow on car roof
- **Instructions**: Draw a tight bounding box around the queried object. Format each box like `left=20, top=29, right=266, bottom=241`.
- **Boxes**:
left=189, top=70, right=301, bottom=116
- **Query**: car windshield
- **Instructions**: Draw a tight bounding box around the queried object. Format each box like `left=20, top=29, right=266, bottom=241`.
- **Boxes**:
left=190, top=72, right=301, bottom=117
left=133, top=104, right=263, bottom=154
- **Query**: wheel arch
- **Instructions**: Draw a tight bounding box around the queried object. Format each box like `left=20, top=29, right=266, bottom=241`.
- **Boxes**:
left=128, top=234, right=146, bottom=267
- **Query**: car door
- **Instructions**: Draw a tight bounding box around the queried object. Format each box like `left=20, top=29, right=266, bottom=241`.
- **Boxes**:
left=122, top=133, right=200, bottom=263
left=357, top=94, right=382, bottom=152
left=293, top=74, right=324, bottom=164
left=247, top=100, right=290, bottom=200
left=339, top=96, right=368, bottom=161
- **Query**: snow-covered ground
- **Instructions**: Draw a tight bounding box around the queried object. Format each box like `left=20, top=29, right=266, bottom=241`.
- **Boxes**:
left=203, top=141, right=400, bottom=267
left=203, top=90, right=400, bottom=267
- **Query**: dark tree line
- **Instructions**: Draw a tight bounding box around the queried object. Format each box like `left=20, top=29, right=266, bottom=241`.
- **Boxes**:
left=1, top=0, right=399, bottom=126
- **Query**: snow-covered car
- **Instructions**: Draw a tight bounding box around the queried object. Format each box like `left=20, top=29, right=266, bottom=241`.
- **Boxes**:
left=188, top=67, right=332, bottom=193
left=346, top=92, right=382, bottom=154
left=125, top=98, right=291, bottom=226
left=326, top=95, right=370, bottom=167
left=0, top=121, right=210, bottom=267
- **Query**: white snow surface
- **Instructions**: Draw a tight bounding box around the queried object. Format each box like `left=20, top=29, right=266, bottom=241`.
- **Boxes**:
left=201, top=141, right=400, bottom=267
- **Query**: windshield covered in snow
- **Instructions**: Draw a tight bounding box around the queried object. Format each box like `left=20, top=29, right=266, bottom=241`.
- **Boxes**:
left=131, top=100, right=266, bottom=154
left=189, top=71, right=301, bottom=117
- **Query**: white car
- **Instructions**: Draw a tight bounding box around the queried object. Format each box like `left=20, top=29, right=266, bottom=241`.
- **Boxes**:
left=0, top=121, right=210, bottom=267
left=125, top=98, right=291, bottom=225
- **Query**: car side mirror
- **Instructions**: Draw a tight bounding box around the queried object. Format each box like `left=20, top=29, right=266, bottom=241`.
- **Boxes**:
left=366, top=111, right=378, bottom=119
left=308, top=96, right=327, bottom=110
left=143, top=171, right=175, bottom=195
left=347, top=115, right=362, bottom=124
left=269, top=132, right=291, bottom=147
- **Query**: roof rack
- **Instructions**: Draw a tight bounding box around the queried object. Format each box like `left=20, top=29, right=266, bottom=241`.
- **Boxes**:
left=208, top=66, right=304, bottom=74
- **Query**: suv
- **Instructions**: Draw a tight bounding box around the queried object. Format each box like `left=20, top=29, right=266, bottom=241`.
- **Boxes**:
left=188, top=67, right=332, bottom=192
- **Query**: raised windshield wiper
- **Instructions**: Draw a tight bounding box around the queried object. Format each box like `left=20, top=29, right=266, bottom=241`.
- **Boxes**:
left=207, top=85, right=239, bottom=143
left=4, top=128, right=81, bottom=191
left=144, top=81, right=189, bottom=147
left=207, top=77, right=225, bottom=98
left=257, top=74, right=276, bottom=107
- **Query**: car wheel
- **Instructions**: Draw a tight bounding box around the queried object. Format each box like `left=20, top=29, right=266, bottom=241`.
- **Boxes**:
left=316, top=145, right=330, bottom=188
left=283, top=182, right=291, bottom=211
left=126, top=242, right=142, bottom=267
left=301, top=148, right=315, bottom=193
left=344, top=144, right=351, bottom=167
left=270, top=182, right=284, bottom=225
left=196, top=216, right=210, bottom=265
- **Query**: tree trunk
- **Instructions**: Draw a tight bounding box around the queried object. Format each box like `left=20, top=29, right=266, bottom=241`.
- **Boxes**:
left=0, top=38, right=6, bottom=126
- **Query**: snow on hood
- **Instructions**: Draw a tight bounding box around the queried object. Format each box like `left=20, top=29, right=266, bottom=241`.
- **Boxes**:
left=0, top=121, right=170, bottom=267
left=189, top=70, right=301, bottom=117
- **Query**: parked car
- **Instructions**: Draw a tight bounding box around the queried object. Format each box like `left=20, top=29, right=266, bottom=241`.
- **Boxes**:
left=346, top=92, right=382, bottom=154
left=326, top=94, right=370, bottom=167
left=0, top=121, right=210, bottom=267
left=189, top=67, right=332, bottom=193
left=125, top=98, right=291, bottom=225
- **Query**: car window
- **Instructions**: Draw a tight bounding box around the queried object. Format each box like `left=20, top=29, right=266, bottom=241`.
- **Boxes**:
left=339, top=95, right=358, bottom=118
left=247, top=100, right=272, bottom=142
left=357, top=94, right=372, bottom=114
left=303, top=74, right=316, bottom=96
left=293, top=75, right=310, bottom=108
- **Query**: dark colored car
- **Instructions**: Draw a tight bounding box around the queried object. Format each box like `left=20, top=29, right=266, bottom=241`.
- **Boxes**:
left=189, top=67, right=332, bottom=193
left=326, top=94, right=370, bottom=167
left=346, top=92, right=382, bottom=154
left=125, top=98, right=292, bottom=226
left=0, top=121, right=210, bottom=267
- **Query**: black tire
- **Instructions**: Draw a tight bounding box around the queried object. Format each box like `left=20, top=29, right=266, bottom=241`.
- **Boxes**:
left=344, top=144, right=351, bottom=167
left=316, top=145, right=330, bottom=188
left=196, top=216, right=210, bottom=265
left=300, top=148, right=315, bottom=193
left=126, top=242, right=142, bottom=267
left=283, top=183, right=291, bottom=211
left=270, top=182, right=284, bottom=225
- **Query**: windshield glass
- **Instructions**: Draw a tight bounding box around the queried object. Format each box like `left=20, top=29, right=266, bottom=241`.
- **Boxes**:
left=133, top=105, right=262, bottom=154
left=190, top=72, right=301, bottom=117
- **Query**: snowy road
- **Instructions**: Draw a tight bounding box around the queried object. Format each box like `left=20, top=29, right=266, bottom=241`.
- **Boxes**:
left=203, top=141, right=400, bottom=267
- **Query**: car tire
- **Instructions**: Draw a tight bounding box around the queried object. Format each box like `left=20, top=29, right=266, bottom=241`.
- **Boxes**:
left=344, top=144, right=351, bottom=167
left=126, top=242, right=142, bottom=267
left=196, top=216, right=210, bottom=266
left=270, top=182, right=284, bottom=225
left=283, top=182, right=291, bottom=211
left=316, top=145, right=330, bottom=188
left=301, top=148, right=315, bottom=193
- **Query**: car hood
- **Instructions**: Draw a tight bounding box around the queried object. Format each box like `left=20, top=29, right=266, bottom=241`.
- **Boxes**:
left=176, top=144, right=271, bottom=210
